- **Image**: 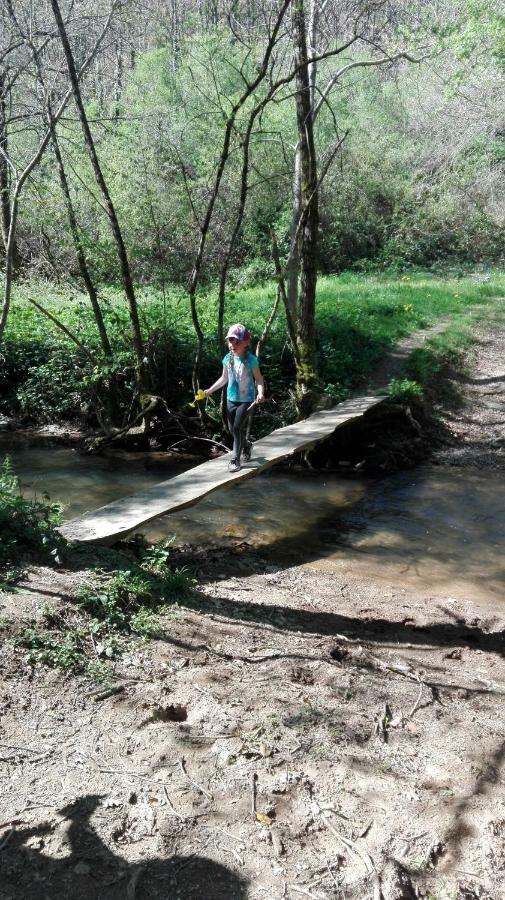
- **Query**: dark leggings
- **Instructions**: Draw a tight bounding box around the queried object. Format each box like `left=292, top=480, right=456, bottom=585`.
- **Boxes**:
left=227, top=401, right=250, bottom=461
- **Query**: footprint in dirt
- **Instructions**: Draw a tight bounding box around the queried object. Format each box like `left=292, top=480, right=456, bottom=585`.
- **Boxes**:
left=0, top=795, right=248, bottom=899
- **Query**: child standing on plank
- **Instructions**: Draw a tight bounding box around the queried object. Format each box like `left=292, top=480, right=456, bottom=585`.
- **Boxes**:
left=204, top=323, right=265, bottom=473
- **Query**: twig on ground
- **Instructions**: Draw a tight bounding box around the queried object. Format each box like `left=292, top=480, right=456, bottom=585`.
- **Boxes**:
left=390, top=674, right=425, bottom=728
left=163, top=786, right=184, bottom=821
left=98, top=768, right=152, bottom=780
left=179, top=757, right=213, bottom=801
left=0, top=742, right=41, bottom=754
left=312, top=799, right=382, bottom=900
left=90, top=684, right=127, bottom=702
left=251, top=772, right=257, bottom=815
left=409, top=677, right=425, bottom=718
left=289, top=885, right=326, bottom=899
left=0, top=819, right=26, bottom=830
left=200, top=825, right=246, bottom=845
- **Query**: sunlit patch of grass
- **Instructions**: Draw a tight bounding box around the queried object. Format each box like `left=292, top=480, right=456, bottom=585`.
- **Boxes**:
left=4, top=269, right=505, bottom=418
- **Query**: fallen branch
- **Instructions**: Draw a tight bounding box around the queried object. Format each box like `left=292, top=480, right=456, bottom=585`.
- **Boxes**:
left=179, top=757, right=213, bottom=801
left=163, top=786, right=184, bottom=821
left=289, top=885, right=326, bottom=899
left=312, top=799, right=382, bottom=900
left=251, top=772, right=257, bottom=815
left=165, top=436, right=230, bottom=454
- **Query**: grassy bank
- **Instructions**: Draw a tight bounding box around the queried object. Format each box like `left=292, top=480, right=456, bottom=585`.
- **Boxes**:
left=1, top=268, right=504, bottom=424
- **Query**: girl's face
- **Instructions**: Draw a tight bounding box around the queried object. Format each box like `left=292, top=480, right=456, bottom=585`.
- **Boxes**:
left=228, top=337, right=248, bottom=355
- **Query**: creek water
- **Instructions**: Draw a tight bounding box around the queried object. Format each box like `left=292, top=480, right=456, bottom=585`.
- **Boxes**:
left=2, top=434, right=504, bottom=606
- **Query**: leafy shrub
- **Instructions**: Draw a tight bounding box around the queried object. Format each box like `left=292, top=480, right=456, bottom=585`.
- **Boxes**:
left=386, top=378, right=424, bottom=402
left=0, top=457, right=63, bottom=575
left=17, top=627, right=82, bottom=670
left=77, top=557, right=190, bottom=635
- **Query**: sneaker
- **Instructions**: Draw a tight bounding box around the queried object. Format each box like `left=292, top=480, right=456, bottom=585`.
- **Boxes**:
left=242, top=441, right=252, bottom=462
left=228, top=459, right=241, bottom=473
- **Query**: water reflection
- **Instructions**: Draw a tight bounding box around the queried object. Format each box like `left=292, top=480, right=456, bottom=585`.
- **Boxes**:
left=2, top=436, right=504, bottom=604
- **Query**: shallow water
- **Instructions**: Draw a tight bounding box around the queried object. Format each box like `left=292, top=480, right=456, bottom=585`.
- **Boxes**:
left=2, top=435, right=504, bottom=604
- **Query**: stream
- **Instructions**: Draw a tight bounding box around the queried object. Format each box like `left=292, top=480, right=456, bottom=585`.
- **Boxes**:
left=2, top=434, right=504, bottom=607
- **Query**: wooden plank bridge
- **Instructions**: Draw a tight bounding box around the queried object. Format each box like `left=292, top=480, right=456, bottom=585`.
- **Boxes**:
left=59, top=394, right=384, bottom=544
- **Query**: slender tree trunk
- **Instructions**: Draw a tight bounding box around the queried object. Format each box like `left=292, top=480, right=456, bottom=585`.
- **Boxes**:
left=50, top=0, right=147, bottom=390
left=0, top=79, right=19, bottom=271
left=286, top=144, right=301, bottom=319
left=0, top=195, right=18, bottom=337
left=0, top=86, right=10, bottom=251
left=287, top=0, right=319, bottom=323
left=292, top=0, right=320, bottom=413
left=47, top=109, right=113, bottom=359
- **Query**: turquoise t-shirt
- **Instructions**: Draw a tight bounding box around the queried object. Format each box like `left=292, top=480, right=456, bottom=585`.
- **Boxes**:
left=223, top=350, right=258, bottom=402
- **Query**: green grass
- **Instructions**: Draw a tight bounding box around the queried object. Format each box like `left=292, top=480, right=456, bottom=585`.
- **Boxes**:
left=2, top=268, right=504, bottom=421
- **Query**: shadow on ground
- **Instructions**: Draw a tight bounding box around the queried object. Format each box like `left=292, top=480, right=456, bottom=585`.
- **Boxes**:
left=0, top=795, right=248, bottom=900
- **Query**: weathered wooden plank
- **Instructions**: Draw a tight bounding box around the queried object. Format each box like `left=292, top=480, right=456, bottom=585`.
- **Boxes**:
left=59, top=394, right=383, bottom=543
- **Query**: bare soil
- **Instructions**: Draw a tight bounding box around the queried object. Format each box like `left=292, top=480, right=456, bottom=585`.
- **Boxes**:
left=2, top=320, right=505, bottom=900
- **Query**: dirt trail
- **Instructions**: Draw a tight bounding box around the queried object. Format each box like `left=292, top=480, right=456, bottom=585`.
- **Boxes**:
left=434, top=313, right=505, bottom=469
left=2, top=320, right=505, bottom=900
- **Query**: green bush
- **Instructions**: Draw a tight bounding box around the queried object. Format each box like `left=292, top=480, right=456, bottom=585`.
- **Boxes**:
left=17, top=627, right=82, bottom=670
left=0, top=457, right=63, bottom=575
left=386, top=378, right=424, bottom=402
left=77, top=557, right=190, bottom=635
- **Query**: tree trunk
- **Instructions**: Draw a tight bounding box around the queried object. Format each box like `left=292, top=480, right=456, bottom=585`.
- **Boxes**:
left=292, top=0, right=320, bottom=414
left=50, top=0, right=147, bottom=391
left=46, top=107, right=113, bottom=359
left=0, top=195, right=18, bottom=338
left=0, top=78, right=19, bottom=271
left=286, top=144, right=301, bottom=319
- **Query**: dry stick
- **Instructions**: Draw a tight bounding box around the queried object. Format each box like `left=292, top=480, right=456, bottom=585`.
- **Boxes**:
left=179, top=758, right=213, bottom=801
left=98, top=768, right=152, bottom=780
left=409, top=677, right=425, bottom=718
left=163, top=786, right=184, bottom=822
left=0, top=742, right=41, bottom=754
left=251, top=772, right=257, bottom=815
left=200, top=825, right=246, bottom=845
left=165, top=436, right=230, bottom=454
left=313, top=800, right=382, bottom=900
left=289, top=886, right=325, bottom=900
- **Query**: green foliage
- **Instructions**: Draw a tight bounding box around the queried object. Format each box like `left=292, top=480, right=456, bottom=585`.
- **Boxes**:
left=386, top=378, right=424, bottom=402
left=77, top=554, right=190, bottom=636
left=2, top=270, right=505, bottom=427
left=14, top=541, right=190, bottom=675
left=17, top=627, right=82, bottom=670
left=77, top=570, right=154, bottom=631
left=0, top=457, right=63, bottom=576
